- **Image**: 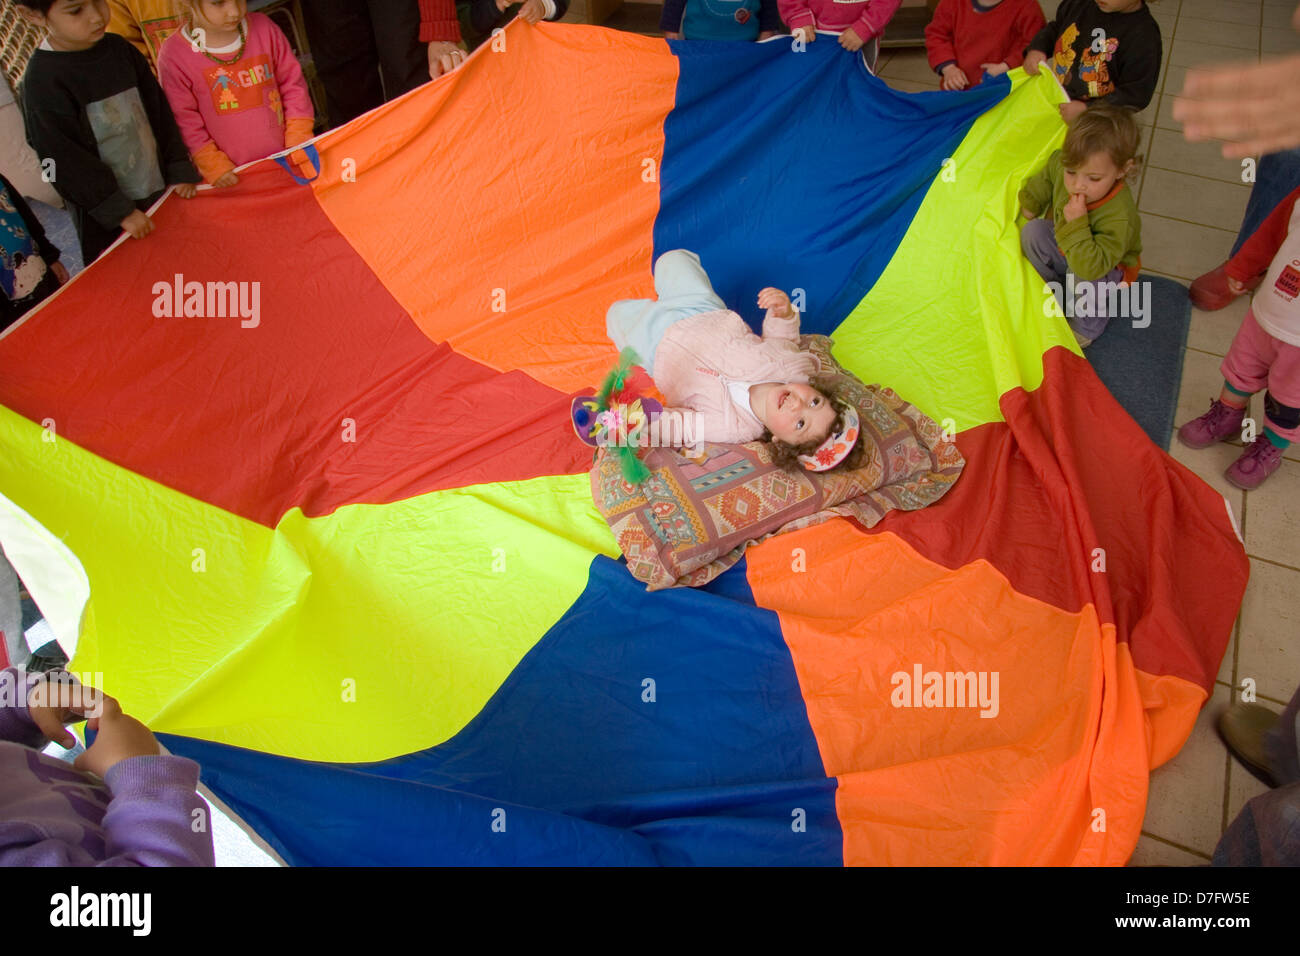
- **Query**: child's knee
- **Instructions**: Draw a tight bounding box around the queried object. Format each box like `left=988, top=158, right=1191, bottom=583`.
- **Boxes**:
left=1265, top=393, right=1300, bottom=432
left=606, top=308, right=630, bottom=348
left=655, top=249, right=700, bottom=273
left=652, top=249, right=706, bottom=292
left=1020, top=218, right=1051, bottom=254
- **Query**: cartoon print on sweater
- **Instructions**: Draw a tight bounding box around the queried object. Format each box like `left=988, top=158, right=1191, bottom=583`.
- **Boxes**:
left=1278, top=260, right=1300, bottom=301
left=206, top=57, right=278, bottom=115
left=1080, top=37, right=1118, bottom=97
left=3, top=252, right=48, bottom=301
left=1051, top=23, right=1080, bottom=85
left=211, top=67, right=241, bottom=111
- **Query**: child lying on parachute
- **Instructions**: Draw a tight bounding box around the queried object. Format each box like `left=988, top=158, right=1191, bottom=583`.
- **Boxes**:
left=575, top=250, right=965, bottom=590
left=582, top=249, right=865, bottom=477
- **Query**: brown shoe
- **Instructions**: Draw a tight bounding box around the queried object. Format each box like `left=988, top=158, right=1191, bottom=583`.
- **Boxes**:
left=1216, top=703, right=1281, bottom=787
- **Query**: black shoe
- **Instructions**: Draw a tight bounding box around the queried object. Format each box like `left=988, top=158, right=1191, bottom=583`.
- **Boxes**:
left=25, top=640, right=69, bottom=674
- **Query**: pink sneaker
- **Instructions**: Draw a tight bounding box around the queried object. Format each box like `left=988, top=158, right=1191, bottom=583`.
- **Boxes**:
left=1225, top=439, right=1284, bottom=490
left=1177, top=400, right=1245, bottom=449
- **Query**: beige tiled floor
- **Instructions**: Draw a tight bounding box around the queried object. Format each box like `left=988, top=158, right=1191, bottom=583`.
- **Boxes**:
left=583, top=0, right=1299, bottom=865
left=880, top=1, right=1300, bottom=865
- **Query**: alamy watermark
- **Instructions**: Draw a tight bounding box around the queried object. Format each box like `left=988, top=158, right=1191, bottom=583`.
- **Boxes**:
left=594, top=406, right=704, bottom=455
left=0, top=668, right=106, bottom=717
left=152, top=273, right=260, bottom=328
left=50, top=886, right=150, bottom=936
left=890, top=664, right=999, bottom=718
left=1043, top=276, right=1150, bottom=329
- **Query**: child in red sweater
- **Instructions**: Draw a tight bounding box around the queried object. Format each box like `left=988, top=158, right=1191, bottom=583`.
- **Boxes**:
left=926, top=0, right=1046, bottom=91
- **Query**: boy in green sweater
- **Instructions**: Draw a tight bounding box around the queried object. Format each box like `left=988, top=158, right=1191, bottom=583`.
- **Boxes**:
left=1019, top=105, right=1143, bottom=347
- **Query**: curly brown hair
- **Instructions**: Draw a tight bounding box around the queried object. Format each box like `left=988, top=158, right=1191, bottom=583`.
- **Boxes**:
left=766, top=375, right=871, bottom=475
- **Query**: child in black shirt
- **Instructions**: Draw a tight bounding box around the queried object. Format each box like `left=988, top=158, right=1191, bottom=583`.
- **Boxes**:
left=15, top=0, right=200, bottom=265
left=1024, top=0, right=1162, bottom=122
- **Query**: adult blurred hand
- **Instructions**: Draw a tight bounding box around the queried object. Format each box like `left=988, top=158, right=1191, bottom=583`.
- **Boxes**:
left=1173, top=4, right=1300, bottom=157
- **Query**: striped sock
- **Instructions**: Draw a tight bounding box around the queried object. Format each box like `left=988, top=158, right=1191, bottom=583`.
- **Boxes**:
left=1263, top=428, right=1292, bottom=450
left=1220, top=382, right=1251, bottom=409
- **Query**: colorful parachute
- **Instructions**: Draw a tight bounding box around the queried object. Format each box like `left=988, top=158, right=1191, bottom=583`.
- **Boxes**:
left=0, top=22, right=1247, bottom=865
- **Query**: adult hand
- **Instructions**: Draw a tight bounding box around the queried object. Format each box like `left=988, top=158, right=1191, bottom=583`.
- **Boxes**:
left=1175, top=54, right=1300, bottom=158
left=173, top=183, right=197, bottom=199
left=757, top=287, right=793, bottom=318
left=941, top=64, right=969, bottom=90
left=428, top=41, right=467, bottom=78
left=1059, top=100, right=1087, bottom=123
left=1023, top=50, right=1046, bottom=75
left=74, top=704, right=161, bottom=779
left=982, top=61, right=1009, bottom=77
left=517, top=0, right=546, bottom=22
left=50, top=261, right=70, bottom=285
left=1063, top=191, right=1088, bottom=222
left=121, top=209, right=154, bottom=239
left=838, top=27, right=863, bottom=51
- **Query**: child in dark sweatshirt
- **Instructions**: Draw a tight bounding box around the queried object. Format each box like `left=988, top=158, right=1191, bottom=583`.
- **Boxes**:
left=15, top=0, right=200, bottom=265
left=1024, top=0, right=1162, bottom=121
left=0, top=668, right=214, bottom=866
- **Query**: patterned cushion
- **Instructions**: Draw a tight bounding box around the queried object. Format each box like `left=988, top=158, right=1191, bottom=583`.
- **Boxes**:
left=591, top=336, right=966, bottom=590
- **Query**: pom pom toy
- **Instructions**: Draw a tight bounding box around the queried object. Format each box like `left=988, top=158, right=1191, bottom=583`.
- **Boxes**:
left=571, top=349, right=662, bottom=484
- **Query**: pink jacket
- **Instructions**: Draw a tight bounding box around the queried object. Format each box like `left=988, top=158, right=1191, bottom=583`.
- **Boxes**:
left=778, top=0, right=902, bottom=40
left=654, top=308, right=821, bottom=445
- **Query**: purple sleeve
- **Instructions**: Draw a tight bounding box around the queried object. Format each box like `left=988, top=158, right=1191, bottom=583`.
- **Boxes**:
left=0, top=667, right=48, bottom=749
left=99, top=754, right=215, bottom=866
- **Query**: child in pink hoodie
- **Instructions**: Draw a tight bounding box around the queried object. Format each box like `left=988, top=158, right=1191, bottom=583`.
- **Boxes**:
left=607, top=250, right=863, bottom=470
left=157, top=1, right=315, bottom=186
left=778, top=0, right=902, bottom=71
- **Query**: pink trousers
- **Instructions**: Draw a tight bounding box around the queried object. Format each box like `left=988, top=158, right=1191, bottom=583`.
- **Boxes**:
left=1221, top=308, right=1300, bottom=442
